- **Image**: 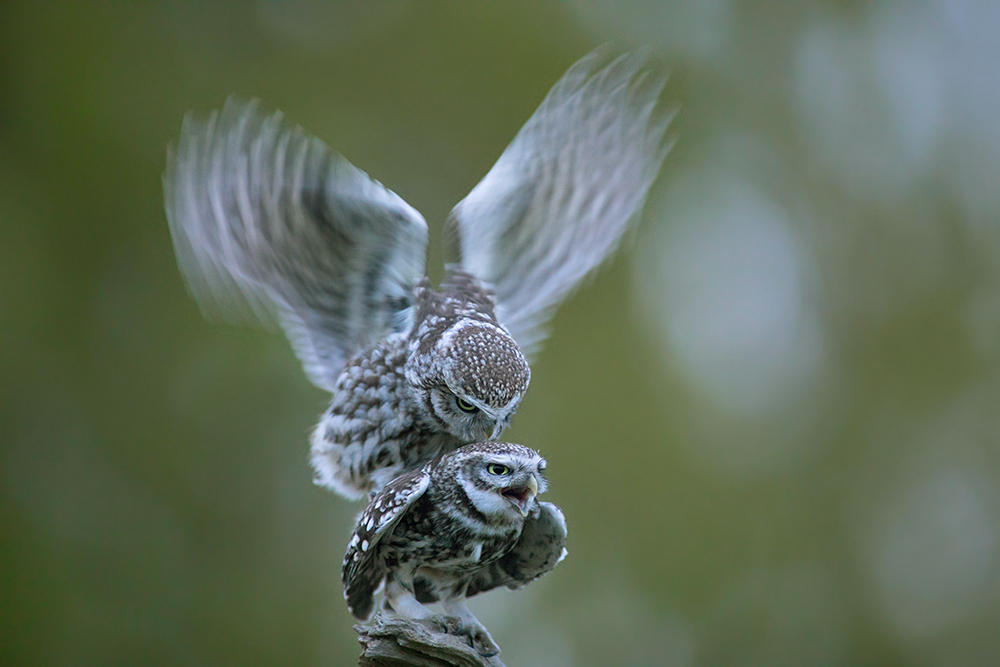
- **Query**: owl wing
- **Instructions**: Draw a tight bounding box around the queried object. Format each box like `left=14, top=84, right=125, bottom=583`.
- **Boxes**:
left=465, top=501, right=568, bottom=597
left=342, top=468, right=431, bottom=620
left=445, top=47, right=674, bottom=360
left=164, top=97, right=429, bottom=392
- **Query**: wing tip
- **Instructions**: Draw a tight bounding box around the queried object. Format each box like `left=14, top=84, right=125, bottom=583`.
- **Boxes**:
left=346, top=593, right=374, bottom=622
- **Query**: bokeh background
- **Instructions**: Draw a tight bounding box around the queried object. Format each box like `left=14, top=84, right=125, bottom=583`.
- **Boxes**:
left=4, top=2, right=1000, bottom=666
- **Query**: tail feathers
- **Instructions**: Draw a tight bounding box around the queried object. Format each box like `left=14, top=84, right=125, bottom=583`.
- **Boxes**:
left=344, top=569, right=378, bottom=620
left=342, top=552, right=383, bottom=620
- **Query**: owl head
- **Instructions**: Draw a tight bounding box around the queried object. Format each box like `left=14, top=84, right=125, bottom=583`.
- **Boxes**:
left=433, top=319, right=530, bottom=441
left=444, top=442, right=547, bottom=522
left=406, top=278, right=531, bottom=443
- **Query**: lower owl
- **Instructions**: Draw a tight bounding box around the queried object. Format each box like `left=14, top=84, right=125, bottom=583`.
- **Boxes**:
left=342, top=442, right=567, bottom=657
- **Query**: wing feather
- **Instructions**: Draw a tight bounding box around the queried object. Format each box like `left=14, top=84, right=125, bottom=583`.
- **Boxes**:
left=465, top=501, right=568, bottom=597
left=341, top=468, right=430, bottom=620
left=164, top=97, right=428, bottom=391
left=446, top=47, right=675, bottom=359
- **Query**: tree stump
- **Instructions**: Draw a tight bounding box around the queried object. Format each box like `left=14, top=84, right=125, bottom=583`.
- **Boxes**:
left=355, top=613, right=506, bottom=667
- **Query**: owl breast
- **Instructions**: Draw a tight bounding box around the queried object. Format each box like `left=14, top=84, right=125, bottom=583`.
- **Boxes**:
left=390, top=493, right=522, bottom=570
left=310, top=334, right=461, bottom=498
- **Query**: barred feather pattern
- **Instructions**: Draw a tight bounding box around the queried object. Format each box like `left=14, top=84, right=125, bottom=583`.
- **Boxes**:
left=447, top=47, right=675, bottom=359
left=165, top=98, right=428, bottom=392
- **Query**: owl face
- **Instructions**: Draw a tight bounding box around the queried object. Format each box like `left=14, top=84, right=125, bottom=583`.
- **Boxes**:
left=426, top=386, right=506, bottom=443
left=426, top=320, right=531, bottom=442
left=451, top=442, right=547, bottom=521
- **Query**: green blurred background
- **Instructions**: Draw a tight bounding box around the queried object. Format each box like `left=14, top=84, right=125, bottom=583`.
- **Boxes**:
left=3, top=3, right=1000, bottom=666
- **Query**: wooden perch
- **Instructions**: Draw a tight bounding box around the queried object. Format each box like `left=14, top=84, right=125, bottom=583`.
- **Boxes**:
left=355, top=613, right=506, bottom=667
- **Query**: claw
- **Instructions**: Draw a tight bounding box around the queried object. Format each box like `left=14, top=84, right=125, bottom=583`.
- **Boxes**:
left=418, top=614, right=463, bottom=636
left=461, top=623, right=501, bottom=657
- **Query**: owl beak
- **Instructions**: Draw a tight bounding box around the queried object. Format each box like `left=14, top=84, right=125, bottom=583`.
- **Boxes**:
left=527, top=473, right=539, bottom=497
left=490, top=422, right=504, bottom=441
left=501, top=474, right=539, bottom=516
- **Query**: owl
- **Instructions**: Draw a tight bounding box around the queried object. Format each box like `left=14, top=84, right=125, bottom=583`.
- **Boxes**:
left=164, top=47, right=673, bottom=499
left=342, top=442, right=566, bottom=657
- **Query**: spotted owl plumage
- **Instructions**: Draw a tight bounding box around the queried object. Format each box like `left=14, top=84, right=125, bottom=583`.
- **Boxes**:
left=164, top=47, right=673, bottom=499
left=342, top=442, right=566, bottom=657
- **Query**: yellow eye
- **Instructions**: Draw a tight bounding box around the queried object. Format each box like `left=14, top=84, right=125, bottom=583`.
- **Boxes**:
left=456, top=397, right=478, bottom=413
left=487, top=463, right=511, bottom=476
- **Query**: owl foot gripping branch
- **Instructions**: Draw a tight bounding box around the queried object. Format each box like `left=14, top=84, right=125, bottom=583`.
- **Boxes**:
left=164, top=45, right=672, bottom=660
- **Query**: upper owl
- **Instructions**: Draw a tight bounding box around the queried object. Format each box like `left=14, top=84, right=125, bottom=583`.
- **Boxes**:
left=164, top=47, right=673, bottom=499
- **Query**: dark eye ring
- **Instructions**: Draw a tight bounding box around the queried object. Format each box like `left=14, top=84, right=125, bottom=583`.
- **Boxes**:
left=456, top=397, right=479, bottom=413
left=487, top=463, right=511, bottom=476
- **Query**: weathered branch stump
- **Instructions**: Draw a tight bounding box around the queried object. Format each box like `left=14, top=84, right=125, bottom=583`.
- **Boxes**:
left=355, top=613, right=506, bottom=667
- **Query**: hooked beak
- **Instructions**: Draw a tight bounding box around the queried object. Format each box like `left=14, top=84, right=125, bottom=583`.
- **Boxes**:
left=490, top=421, right=504, bottom=441
left=501, top=474, right=539, bottom=516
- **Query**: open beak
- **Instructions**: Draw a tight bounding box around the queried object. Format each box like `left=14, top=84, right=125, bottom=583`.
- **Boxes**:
left=501, top=474, right=539, bottom=516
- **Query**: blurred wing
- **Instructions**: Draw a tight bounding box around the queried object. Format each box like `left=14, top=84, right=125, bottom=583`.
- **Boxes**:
left=341, top=468, right=430, bottom=620
left=164, top=97, right=428, bottom=391
left=446, top=47, right=674, bottom=359
left=465, top=501, right=568, bottom=597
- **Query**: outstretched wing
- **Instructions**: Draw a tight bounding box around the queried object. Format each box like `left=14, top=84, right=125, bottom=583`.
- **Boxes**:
left=465, top=501, right=568, bottom=597
left=342, top=468, right=430, bottom=620
left=446, top=47, right=674, bottom=360
left=164, top=97, right=429, bottom=391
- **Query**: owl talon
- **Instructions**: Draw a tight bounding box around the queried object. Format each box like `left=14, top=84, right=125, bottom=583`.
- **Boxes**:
left=461, top=623, right=501, bottom=657
left=419, top=614, right=463, bottom=636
